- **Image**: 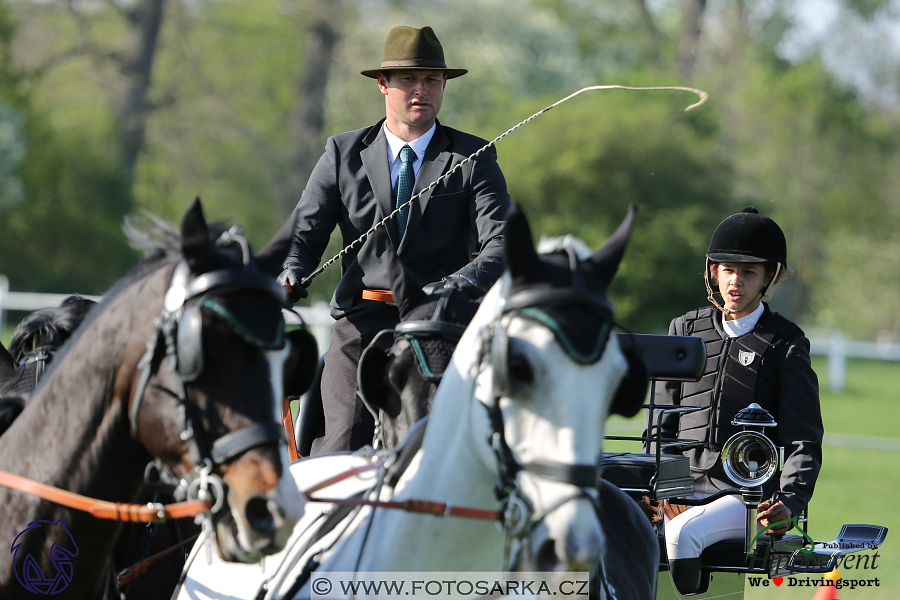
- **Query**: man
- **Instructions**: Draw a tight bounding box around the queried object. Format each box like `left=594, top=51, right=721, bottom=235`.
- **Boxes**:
left=279, top=26, right=511, bottom=454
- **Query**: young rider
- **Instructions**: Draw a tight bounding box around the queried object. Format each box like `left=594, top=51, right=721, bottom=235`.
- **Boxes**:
left=649, top=207, right=823, bottom=595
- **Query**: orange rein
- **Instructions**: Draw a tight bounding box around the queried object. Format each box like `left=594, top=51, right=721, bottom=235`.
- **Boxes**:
left=302, top=463, right=501, bottom=522
left=0, top=470, right=212, bottom=523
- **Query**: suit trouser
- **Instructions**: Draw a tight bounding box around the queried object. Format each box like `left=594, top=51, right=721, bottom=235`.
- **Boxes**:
left=310, top=304, right=400, bottom=455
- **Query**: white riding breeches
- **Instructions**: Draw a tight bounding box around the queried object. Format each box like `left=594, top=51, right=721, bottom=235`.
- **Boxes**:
left=664, top=494, right=748, bottom=560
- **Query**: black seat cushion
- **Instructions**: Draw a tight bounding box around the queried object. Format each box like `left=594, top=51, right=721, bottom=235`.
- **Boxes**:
left=601, top=452, right=693, bottom=499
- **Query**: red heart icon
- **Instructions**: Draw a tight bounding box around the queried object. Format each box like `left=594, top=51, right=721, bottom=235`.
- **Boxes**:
left=773, top=577, right=784, bottom=586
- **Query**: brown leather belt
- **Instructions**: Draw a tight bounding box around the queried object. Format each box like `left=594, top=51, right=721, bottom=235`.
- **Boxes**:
left=361, top=289, right=395, bottom=303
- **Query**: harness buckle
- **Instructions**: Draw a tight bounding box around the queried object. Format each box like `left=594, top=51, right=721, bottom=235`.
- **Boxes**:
left=498, top=492, right=530, bottom=538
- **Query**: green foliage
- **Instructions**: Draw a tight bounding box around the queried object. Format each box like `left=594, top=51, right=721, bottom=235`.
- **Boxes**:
left=708, top=47, right=900, bottom=336
left=497, top=87, right=730, bottom=332
left=133, top=0, right=307, bottom=238
left=0, top=2, right=137, bottom=295
left=0, top=117, right=137, bottom=294
left=1, top=0, right=898, bottom=342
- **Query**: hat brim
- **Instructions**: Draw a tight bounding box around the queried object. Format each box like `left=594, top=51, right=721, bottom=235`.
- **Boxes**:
left=361, top=67, right=468, bottom=79
left=706, top=252, right=775, bottom=264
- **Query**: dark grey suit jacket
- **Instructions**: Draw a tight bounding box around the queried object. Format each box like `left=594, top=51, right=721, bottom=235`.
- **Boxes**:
left=287, top=119, right=511, bottom=318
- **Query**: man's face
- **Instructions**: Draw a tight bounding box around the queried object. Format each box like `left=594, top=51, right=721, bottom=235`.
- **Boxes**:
left=378, top=70, right=447, bottom=138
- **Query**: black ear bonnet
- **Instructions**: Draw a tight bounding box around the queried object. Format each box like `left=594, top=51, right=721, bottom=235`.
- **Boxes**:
left=168, top=255, right=291, bottom=383
left=492, top=246, right=647, bottom=418
left=357, top=284, right=479, bottom=409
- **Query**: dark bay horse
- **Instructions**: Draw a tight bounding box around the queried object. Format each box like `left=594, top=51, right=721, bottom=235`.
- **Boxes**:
left=0, top=199, right=318, bottom=599
left=355, top=243, right=483, bottom=449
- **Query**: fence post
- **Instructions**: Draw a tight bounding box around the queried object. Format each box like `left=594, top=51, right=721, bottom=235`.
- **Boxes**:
left=828, top=330, right=846, bottom=393
left=0, top=275, right=8, bottom=334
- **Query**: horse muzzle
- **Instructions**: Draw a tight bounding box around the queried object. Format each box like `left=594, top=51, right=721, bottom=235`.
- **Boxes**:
left=213, top=449, right=303, bottom=563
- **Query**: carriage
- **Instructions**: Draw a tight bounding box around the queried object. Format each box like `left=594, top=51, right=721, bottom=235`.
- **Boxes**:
left=595, top=334, right=888, bottom=599
left=288, top=330, right=888, bottom=600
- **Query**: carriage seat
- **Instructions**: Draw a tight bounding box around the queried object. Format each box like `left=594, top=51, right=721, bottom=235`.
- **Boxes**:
left=600, top=452, right=692, bottom=500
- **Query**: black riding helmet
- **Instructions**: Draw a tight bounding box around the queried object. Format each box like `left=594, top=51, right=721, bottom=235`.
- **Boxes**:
left=705, top=207, right=787, bottom=314
left=706, top=207, right=786, bottom=265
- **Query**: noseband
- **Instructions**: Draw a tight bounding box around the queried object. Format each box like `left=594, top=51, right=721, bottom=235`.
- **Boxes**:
left=130, top=227, right=289, bottom=511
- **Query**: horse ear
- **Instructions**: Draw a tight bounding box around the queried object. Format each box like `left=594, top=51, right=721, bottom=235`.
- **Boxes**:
left=587, top=203, right=637, bottom=289
left=257, top=210, right=299, bottom=277
left=386, top=244, right=428, bottom=320
left=504, top=204, right=538, bottom=280
left=180, top=197, right=214, bottom=272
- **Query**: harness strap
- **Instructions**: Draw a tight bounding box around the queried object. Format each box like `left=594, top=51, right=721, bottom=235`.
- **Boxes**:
left=115, top=532, right=201, bottom=587
left=521, top=460, right=600, bottom=488
left=210, top=422, right=285, bottom=465
left=300, top=461, right=500, bottom=522
left=304, top=494, right=500, bottom=521
left=0, top=470, right=211, bottom=523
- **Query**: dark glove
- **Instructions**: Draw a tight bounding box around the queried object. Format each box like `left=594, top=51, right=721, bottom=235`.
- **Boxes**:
left=441, top=274, right=486, bottom=300
left=277, top=264, right=309, bottom=303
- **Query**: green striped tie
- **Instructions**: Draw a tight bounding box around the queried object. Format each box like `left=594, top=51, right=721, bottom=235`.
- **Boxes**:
left=395, top=145, right=415, bottom=239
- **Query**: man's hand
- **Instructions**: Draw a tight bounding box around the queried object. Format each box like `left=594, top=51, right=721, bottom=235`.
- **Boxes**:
left=442, top=274, right=485, bottom=300
left=277, top=265, right=309, bottom=303
left=757, top=499, right=793, bottom=535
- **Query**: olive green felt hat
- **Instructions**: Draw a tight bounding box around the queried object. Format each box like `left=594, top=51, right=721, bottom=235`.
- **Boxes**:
left=360, top=26, right=467, bottom=79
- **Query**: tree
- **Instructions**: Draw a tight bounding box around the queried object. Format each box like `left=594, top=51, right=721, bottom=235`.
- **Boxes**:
left=497, top=88, right=731, bottom=332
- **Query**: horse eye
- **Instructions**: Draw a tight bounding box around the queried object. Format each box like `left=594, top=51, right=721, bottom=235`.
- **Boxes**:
left=507, top=351, right=534, bottom=385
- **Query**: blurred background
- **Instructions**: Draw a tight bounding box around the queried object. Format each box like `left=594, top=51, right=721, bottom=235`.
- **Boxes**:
left=0, top=0, right=898, bottom=341
left=0, top=0, right=897, bottom=596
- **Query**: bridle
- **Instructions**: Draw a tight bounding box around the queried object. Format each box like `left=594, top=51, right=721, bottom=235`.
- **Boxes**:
left=295, top=249, right=633, bottom=581
left=129, top=227, right=290, bottom=514
left=476, top=247, right=621, bottom=567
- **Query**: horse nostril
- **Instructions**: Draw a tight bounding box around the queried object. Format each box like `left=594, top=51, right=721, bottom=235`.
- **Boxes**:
left=534, top=537, right=559, bottom=572
left=244, top=496, right=285, bottom=535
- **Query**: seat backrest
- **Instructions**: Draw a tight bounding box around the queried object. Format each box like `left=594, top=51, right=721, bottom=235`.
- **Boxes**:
left=294, top=355, right=326, bottom=457
left=613, top=333, right=706, bottom=382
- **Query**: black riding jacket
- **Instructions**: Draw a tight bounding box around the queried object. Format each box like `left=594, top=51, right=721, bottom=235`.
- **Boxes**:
left=650, top=304, right=823, bottom=518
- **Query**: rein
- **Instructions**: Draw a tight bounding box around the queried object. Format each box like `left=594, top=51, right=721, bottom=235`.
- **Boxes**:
left=0, top=470, right=211, bottom=523
left=300, top=84, right=708, bottom=287
left=301, top=461, right=501, bottom=522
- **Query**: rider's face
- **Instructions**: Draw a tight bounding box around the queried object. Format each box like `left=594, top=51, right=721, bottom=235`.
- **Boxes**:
left=714, top=263, right=771, bottom=320
left=378, top=70, right=446, bottom=140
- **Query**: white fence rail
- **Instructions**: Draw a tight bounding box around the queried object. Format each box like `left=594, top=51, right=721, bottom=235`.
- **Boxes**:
left=0, top=275, right=335, bottom=355
left=3, top=277, right=897, bottom=392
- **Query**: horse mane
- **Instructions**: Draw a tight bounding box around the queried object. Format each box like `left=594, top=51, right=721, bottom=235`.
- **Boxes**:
left=537, top=234, right=593, bottom=259
left=36, top=209, right=231, bottom=383
left=8, top=296, right=98, bottom=362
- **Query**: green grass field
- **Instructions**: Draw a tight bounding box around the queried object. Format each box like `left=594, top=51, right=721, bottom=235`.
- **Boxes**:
left=607, top=356, right=899, bottom=598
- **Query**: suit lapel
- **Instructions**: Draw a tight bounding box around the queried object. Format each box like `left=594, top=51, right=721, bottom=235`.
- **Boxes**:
left=361, top=123, right=399, bottom=248
left=399, top=123, right=450, bottom=252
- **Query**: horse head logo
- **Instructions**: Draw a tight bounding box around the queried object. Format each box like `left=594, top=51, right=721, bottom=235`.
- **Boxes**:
left=11, top=518, right=79, bottom=594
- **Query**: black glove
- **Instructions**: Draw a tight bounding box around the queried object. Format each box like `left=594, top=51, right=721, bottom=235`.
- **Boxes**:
left=277, top=264, right=309, bottom=303
left=442, top=274, right=486, bottom=300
